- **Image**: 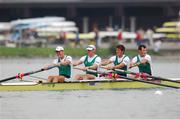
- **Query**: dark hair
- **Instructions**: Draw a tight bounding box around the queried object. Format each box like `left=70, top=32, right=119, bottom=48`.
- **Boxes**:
left=116, top=44, right=125, bottom=53
left=138, top=45, right=146, bottom=50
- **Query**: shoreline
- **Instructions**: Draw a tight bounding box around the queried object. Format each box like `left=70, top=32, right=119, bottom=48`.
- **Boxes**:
left=0, top=46, right=180, bottom=60
left=0, top=54, right=180, bottom=61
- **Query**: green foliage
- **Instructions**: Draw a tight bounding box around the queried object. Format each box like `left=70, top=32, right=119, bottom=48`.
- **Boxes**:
left=0, top=47, right=54, bottom=57
left=0, top=46, right=155, bottom=58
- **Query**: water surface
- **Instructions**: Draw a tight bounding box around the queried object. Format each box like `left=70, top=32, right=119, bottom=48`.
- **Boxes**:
left=0, top=58, right=180, bottom=119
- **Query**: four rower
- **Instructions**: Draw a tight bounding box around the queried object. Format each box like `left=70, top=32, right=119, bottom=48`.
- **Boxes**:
left=46, top=44, right=152, bottom=82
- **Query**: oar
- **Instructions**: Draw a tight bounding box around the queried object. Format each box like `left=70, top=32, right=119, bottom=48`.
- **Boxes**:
left=114, top=69, right=180, bottom=84
left=0, top=65, right=57, bottom=83
left=73, top=68, right=180, bottom=88
left=100, top=66, right=180, bottom=89
left=117, top=75, right=180, bottom=89
left=73, top=67, right=113, bottom=74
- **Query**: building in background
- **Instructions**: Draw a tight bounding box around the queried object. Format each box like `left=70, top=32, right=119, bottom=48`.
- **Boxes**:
left=0, top=0, right=179, bottom=33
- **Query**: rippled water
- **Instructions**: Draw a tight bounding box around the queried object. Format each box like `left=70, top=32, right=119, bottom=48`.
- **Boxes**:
left=0, top=58, right=180, bottom=119
left=0, top=89, right=180, bottom=119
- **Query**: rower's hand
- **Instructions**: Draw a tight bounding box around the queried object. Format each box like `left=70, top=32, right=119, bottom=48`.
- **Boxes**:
left=103, top=66, right=114, bottom=70
left=55, top=62, right=61, bottom=66
left=141, top=59, right=148, bottom=64
left=43, top=64, right=59, bottom=70
left=84, top=66, right=95, bottom=71
left=76, top=67, right=89, bottom=71
left=129, top=64, right=135, bottom=69
left=42, top=66, right=49, bottom=70
left=129, top=62, right=141, bottom=68
left=84, top=66, right=90, bottom=71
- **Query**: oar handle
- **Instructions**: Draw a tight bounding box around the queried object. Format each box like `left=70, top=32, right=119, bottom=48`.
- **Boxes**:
left=129, top=62, right=141, bottom=68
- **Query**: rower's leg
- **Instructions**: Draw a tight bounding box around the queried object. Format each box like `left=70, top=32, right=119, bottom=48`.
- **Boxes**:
left=57, top=76, right=65, bottom=83
left=52, top=76, right=65, bottom=83
left=74, top=75, right=83, bottom=80
left=85, top=74, right=96, bottom=80
left=74, top=74, right=95, bottom=80
left=48, top=76, right=54, bottom=82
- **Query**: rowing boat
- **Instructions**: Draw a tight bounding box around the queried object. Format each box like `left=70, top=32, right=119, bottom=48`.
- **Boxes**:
left=0, top=78, right=179, bottom=91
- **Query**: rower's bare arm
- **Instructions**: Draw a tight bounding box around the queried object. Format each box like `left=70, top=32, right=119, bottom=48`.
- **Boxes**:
left=113, top=63, right=126, bottom=69
left=88, top=64, right=98, bottom=70
left=60, top=60, right=71, bottom=65
left=100, top=60, right=113, bottom=70
left=140, top=59, right=148, bottom=64
left=43, top=64, right=57, bottom=69
left=73, top=60, right=83, bottom=66
left=101, top=59, right=112, bottom=66
left=129, top=62, right=140, bottom=68
left=101, top=65, right=112, bottom=70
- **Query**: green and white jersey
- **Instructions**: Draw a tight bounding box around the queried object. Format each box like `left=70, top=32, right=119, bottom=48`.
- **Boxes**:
left=80, top=55, right=101, bottom=66
left=131, top=54, right=152, bottom=75
left=80, top=55, right=101, bottom=76
left=53, top=55, right=72, bottom=78
left=109, top=55, right=130, bottom=76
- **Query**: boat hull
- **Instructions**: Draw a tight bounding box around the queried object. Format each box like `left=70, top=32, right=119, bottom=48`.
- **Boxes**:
left=0, top=79, right=179, bottom=91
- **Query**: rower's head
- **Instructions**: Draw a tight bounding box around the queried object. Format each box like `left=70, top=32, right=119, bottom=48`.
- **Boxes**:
left=86, top=45, right=96, bottom=57
left=138, top=45, right=147, bottom=57
left=55, top=46, right=64, bottom=58
left=116, top=44, right=125, bottom=57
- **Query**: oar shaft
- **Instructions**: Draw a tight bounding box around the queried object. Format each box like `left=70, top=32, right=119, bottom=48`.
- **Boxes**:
left=101, top=68, right=180, bottom=89
left=0, top=65, right=56, bottom=83
left=115, top=69, right=180, bottom=84
left=0, top=76, right=17, bottom=83
left=74, top=67, right=113, bottom=75
left=119, top=75, right=180, bottom=89
left=148, top=76, right=180, bottom=83
left=0, top=69, right=42, bottom=83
